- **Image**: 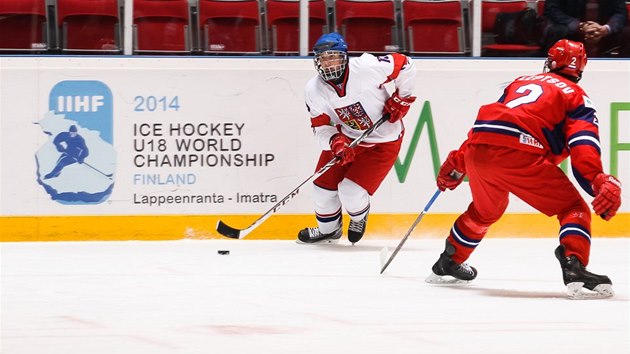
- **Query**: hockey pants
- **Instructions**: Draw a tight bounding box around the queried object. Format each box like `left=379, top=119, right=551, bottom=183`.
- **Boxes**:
left=447, top=144, right=593, bottom=266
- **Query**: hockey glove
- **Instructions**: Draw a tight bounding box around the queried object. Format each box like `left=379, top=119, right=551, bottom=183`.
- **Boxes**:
left=330, top=133, right=355, bottom=166
left=591, top=173, right=622, bottom=221
left=437, top=150, right=466, bottom=191
left=383, top=90, right=416, bottom=123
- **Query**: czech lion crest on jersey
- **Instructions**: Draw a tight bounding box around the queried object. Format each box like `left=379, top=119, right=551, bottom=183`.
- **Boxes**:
left=335, top=102, right=372, bottom=130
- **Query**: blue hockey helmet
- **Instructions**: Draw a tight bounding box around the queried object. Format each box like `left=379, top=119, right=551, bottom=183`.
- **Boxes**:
left=313, top=32, right=348, bottom=81
left=313, top=32, right=348, bottom=54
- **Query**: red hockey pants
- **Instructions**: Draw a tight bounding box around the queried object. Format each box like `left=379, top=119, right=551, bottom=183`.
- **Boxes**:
left=313, top=136, right=403, bottom=195
left=448, top=144, right=593, bottom=266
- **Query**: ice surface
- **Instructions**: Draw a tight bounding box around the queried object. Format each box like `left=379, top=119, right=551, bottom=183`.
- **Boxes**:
left=1, top=238, right=629, bottom=354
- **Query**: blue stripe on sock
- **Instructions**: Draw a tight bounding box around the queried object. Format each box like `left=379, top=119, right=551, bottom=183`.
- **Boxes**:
left=316, top=208, right=342, bottom=224
left=559, top=223, right=591, bottom=244
left=450, top=223, right=480, bottom=248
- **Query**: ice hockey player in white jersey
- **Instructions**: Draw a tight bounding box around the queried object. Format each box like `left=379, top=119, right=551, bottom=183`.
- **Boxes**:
left=298, top=32, right=417, bottom=244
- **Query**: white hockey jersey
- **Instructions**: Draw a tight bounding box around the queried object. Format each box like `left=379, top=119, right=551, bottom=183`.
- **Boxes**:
left=304, top=53, right=416, bottom=150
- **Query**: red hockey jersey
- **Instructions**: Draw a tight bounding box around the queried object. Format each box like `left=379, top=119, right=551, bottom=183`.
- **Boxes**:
left=465, top=72, right=603, bottom=196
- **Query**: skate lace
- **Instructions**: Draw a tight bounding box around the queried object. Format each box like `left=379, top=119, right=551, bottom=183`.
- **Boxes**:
left=306, top=227, right=321, bottom=239
left=457, top=263, right=475, bottom=276
left=348, top=219, right=366, bottom=233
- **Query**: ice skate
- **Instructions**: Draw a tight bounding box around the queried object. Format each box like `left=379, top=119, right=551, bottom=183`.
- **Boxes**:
left=426, top=240, right=477, bottom=285
left=43, top=171, right=60, bottom=179
left=555, top=245, right=613, bottom=299
left=296, top=227, right=342, bottom=244
left=348, top=215, right=368, bottom=244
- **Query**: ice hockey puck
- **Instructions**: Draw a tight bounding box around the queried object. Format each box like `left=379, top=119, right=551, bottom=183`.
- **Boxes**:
left=217, top=250, right=230, bottom=255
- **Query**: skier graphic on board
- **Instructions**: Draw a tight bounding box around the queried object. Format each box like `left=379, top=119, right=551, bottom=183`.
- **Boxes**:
left=44, top=125, right=89, bottom=179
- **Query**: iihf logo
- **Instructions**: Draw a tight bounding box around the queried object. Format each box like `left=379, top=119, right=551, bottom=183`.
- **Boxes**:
left=35, top=81, right=116, bottom=204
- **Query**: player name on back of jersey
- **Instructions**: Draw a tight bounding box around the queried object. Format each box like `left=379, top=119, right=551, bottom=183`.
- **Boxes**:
left=516, top=75, right=575, bottom=94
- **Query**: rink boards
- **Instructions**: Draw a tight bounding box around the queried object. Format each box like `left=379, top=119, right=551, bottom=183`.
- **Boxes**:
left=0, top=57, right=628, bottom=241
left=1, top=213, right=628, bottom=241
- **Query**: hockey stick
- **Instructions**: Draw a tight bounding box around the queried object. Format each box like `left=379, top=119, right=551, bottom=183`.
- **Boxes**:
left=380, top=188, right=441, bottom=274
left=70, top=155, right=114, bottom=179
left=82, top=161, right=114, bottom=179
left=216, top=114, right=391, bottom=239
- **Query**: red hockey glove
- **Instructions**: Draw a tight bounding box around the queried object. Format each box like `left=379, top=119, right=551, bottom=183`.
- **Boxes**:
left=383, top=90, right=416, bottom=123
left=437, top=150, right=466, bottom=191
left=591, top=173, right=622, bottom=221
left=330, top=134, right=355, bottom=166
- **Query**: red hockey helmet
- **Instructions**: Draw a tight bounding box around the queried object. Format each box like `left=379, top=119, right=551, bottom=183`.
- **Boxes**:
left=544, top=39, right=587, bottom=82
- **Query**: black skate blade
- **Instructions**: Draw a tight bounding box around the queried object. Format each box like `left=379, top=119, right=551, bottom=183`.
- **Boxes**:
left=567, top=282, right=614, bottom=300
left=425, top=272, right=472, bottom=285
left=216, top=220, right=241, bottom=239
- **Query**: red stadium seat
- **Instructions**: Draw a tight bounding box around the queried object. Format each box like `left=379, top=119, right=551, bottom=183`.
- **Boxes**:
left=265, top=0, right=328, bottom=54
left=133, top=0, right=191, bottom=53
left=536, top=0, right=545, bottom=16
left=481, top=0, right=541, bottom=56
left=402, top=0, right=468, bottom=55
left=57, top=0, right=121, bottom=52
left=334, top=0, right=398, bottom=53
left=0, top=0, right=47, bottom=51
left=198, top=0, right=263, bottom=54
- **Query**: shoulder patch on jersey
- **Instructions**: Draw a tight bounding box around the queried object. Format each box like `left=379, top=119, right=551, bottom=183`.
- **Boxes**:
left=383, top=53, right=407, bottom=84
left=583, top=95, right=596, bottom=110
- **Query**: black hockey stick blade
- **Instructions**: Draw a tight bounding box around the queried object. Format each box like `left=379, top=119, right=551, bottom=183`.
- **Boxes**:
left=216, top=220, right=242, bottom=239
left=380, top=189, right=441, bottom=274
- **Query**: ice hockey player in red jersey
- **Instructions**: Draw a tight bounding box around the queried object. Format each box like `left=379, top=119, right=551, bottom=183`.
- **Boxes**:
left=426, top=39, right=622, bottom=299
left=297, top=32, right=417, bottom=244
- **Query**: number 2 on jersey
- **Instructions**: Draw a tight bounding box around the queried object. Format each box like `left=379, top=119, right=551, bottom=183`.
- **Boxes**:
left=505, top=83, right=543, bottom=108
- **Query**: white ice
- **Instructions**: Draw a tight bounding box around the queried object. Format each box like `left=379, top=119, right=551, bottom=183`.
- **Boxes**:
left=2, top=238, right=629, bottom=354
